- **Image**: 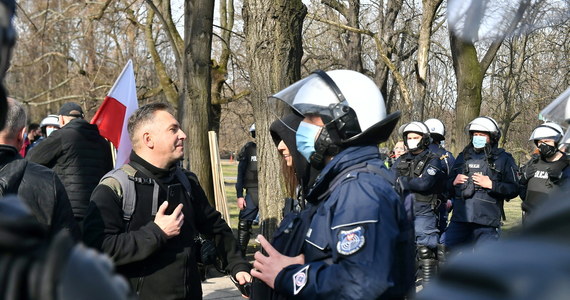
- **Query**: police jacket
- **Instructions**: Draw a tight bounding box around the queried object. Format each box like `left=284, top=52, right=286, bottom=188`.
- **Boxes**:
left=392, top=149, right=446, bottom=203
left=0, top=145, right=80, bottom=240
left=519, top=154, right=570, bottom=214
left=83, top=152, right=249, bottom=300
left=428, top=143, right=455, bottom=175
left=273, top=145, right=415, bottom=299
left=236, top=141, right=257, bottom=197
left=418, top=189, right=570, bottom=300
left=27, top=118, right=113, bottom=220
left=448, top=145, right=519, bottom=227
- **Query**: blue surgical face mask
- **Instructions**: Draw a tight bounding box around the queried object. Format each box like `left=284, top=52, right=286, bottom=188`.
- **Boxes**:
left=472, top=135, right=487, bottom=148
left=296, top=121, right=322, bottom=162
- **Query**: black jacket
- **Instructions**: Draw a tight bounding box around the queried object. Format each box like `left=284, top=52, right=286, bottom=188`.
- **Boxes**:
left=0, top=144, right=80, bottom=240
left=83, top=152, right=250, bottom=300
left=27, top=118, right=113, bottom=220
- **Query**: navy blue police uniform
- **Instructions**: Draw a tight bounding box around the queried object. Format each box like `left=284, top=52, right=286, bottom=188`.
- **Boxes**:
left=393, top=148, right=446, bottom=249
left=428, top=143, right=455, bottom=234
left=272, top=145, right=415, bottom=299
left=444, top=145, right=519, bottom=249
left=236, top=141, right=259, bottom=221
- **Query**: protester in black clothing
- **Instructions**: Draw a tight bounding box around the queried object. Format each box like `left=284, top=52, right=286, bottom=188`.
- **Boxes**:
left=83, top=103, right=251, bottom=299
left=236, top=124, right=259, bottom=257
left=0, top=98, right=80, bottom=240
left=0, top=4, right=129, bottom=299
left=27, top=102, right=113, bottom=222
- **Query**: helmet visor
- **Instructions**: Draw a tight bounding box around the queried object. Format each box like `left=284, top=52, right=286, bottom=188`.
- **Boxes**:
left=539, top=87, right=570, bottom=125
left=268, top=72, right=343, bottom=120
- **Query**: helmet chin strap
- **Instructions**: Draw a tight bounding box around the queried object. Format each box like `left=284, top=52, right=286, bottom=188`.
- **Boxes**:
left=310, top=124, right=342, bottom=170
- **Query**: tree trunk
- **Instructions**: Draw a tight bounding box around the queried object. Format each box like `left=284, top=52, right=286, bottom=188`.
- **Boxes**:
left=243, top=0, right=306, bottom=237
left=181, top=0, right=216, bottom=206
left=415, top=0, right=443, bottom=120
left=449, top=32, right=483, bottom=154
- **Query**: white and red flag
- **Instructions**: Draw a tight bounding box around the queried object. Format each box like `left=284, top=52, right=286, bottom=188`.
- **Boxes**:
left=91, top=60, right=138, bottom=168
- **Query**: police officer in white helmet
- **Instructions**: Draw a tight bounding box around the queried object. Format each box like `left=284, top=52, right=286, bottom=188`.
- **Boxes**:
left=419, top=88, right=570, bottom=300
left=519, top=122, right=570, bottom=220
left=443, top=116, right=519, bottom=251
left=392, top=121, right=446, bottom=284
left=252, top=69, right=415, bottom=299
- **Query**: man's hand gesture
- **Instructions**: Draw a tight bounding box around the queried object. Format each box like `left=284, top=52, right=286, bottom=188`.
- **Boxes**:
left=154, top=201, right=184, bottom=238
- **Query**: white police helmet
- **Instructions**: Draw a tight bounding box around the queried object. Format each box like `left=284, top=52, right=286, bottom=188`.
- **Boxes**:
left=529, top=122, right=564, bottom=145
left=540, top=87, right=570, bottom=145
left=402, top=121, right=431, bottom=151
left=466, top=116, right=501, bottom=143
left=270, top=69, right=400, bottom=145
left=424, top=118, right=446, bottom=141
left=40, top=115, right=60, bottom=128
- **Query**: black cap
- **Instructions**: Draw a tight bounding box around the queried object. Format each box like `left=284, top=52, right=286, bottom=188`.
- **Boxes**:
left=58, top=102, right=84, bottom=118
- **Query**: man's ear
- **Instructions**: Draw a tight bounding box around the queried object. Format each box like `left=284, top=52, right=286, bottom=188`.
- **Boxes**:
left=16, top=127, right=26, bottom=149
left=59, top=115, right=66, bottom=127
left=142, top=131, right=154, bottom=148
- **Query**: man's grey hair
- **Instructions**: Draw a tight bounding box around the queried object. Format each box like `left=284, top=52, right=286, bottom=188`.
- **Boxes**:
left=127, top=102, right=174, bottom=146
left=2, top=98, right=27, bottom=139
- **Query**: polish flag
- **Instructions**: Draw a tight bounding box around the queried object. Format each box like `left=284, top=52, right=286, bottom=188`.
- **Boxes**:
left=91, top=60, right=138, bottom=168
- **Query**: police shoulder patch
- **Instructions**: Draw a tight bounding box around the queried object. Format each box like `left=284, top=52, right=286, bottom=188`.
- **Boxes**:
left=427, top=167, right=436, bottom=176
left=336, top=226, right=365, bottom=255
left=293, top=265, right=309, bottom=295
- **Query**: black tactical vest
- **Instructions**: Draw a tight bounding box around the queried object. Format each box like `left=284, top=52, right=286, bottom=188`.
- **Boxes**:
left=239, top=142, right=258, bottom=188
left=525, top=158, right=568, bottom=213
left=395, top=152, right=438, bottom=203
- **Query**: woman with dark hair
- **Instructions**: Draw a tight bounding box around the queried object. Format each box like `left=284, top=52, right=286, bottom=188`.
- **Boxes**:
left=251, top=115, right=318, bottom=299
left=269, top=114, right=319, bottom=214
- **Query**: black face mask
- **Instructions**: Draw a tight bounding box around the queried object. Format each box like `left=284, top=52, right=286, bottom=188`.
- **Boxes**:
left=539, top=143, right=557, bottom=159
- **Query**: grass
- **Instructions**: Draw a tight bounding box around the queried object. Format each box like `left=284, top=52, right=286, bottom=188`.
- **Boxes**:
left=501, top=196, right=523, bottom=235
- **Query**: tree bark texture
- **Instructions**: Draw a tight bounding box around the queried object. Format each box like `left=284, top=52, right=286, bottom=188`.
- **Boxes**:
left=449, top=32, right=483, bottom=155
left=243, top=0, right=306, bottom=237
left=181, top=0, right=216, bottom=206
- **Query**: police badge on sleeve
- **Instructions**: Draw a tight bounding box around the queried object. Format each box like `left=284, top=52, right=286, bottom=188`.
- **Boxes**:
left=293, top=265, right=309, bottom=295
left=337, top=226, right=365, bottom=255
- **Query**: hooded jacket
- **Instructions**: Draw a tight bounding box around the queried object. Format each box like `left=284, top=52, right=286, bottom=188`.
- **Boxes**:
left=26, top=118, right=113, bottom=220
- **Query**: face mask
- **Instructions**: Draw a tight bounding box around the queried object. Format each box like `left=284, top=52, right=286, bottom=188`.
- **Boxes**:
left=440, top=141, right=446, bottom=148
left=296, top=121, right=322, bottom=163
left=407, top=139, right=420, bottom=150
left=46, top=127, right=57, bottom=137
left=472, top=135, right=487, bottom=149
left=539, top=143, right=557, bottom=159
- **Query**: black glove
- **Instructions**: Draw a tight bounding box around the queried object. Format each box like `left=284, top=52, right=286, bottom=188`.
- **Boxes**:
left=230, top=276, right=252, bottom=298
left=520, top=162, right=537, bottom=184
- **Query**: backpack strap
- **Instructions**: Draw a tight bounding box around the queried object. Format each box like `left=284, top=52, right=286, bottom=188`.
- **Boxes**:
left=174, top=168, right=194, bottom=201
left=99, top=164, right=151, bottom=223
